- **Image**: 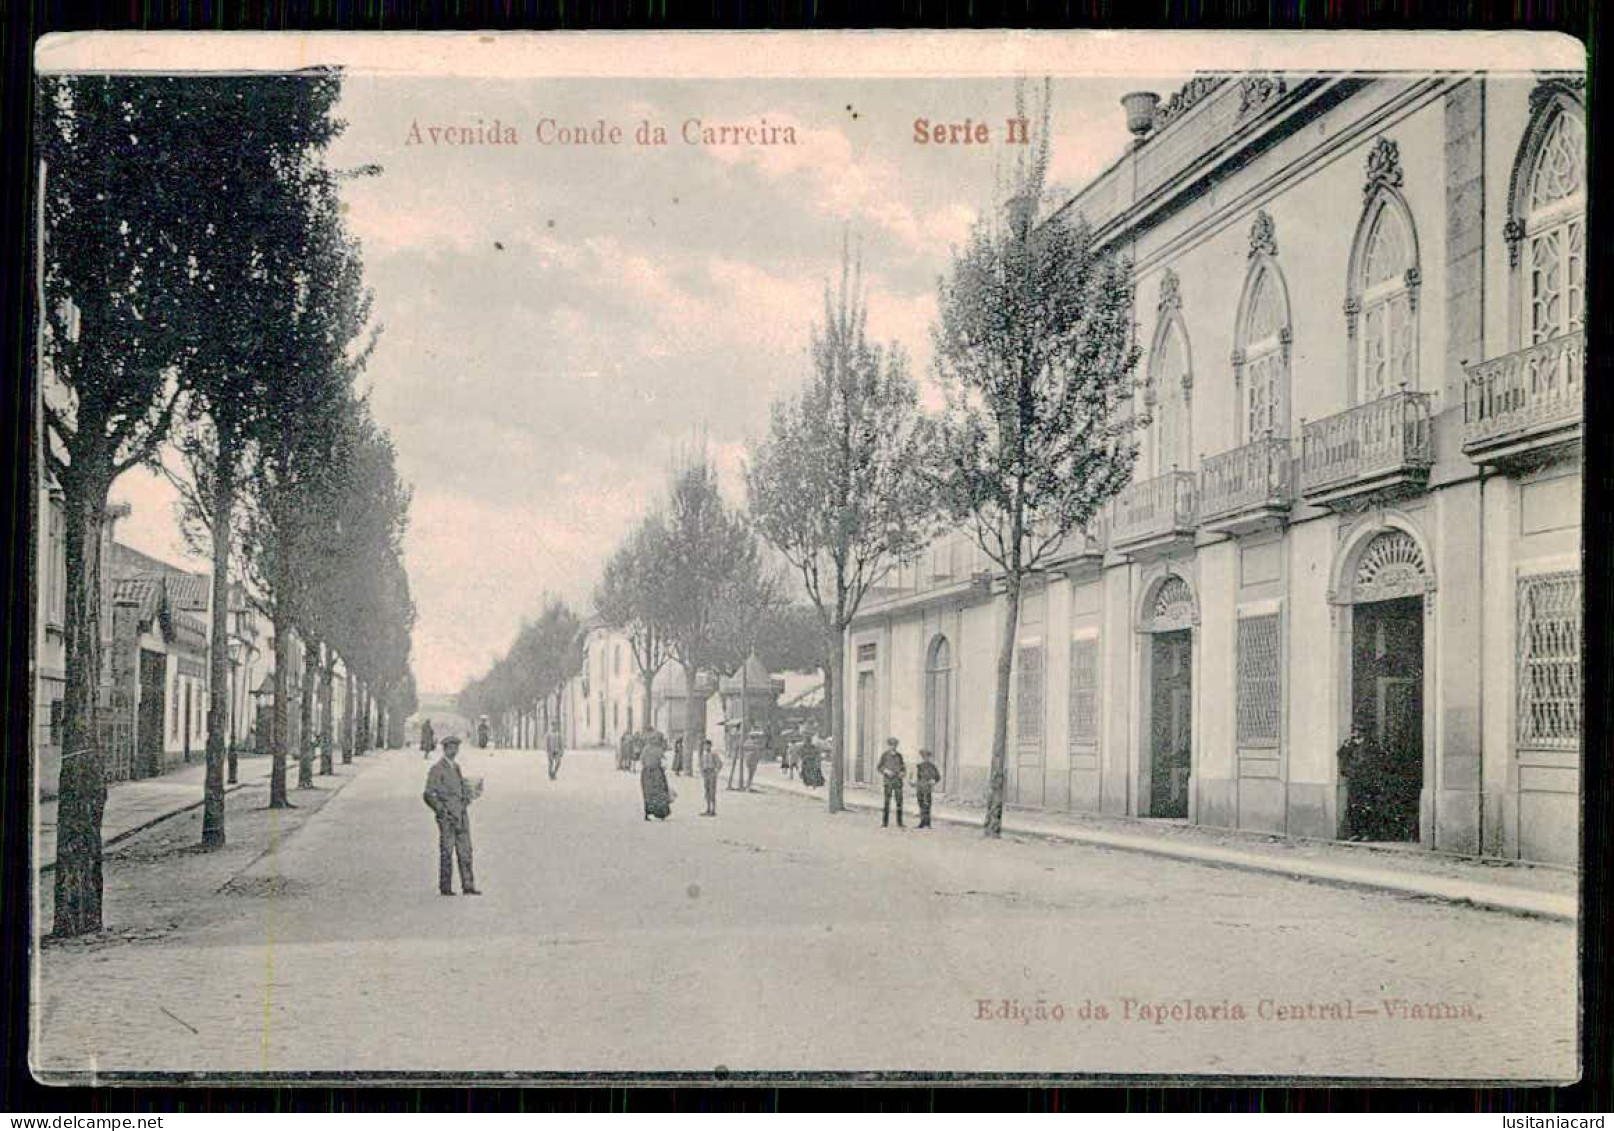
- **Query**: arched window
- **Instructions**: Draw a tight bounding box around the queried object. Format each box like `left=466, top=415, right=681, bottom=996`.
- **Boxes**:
left=1510, top=98, right=1585, bottom=346
left=1346, top=139, right=1421, bottom=404
left=1146, top=270, right=1193, bottom=477
left=1234, top=259, right=1291, bottom=442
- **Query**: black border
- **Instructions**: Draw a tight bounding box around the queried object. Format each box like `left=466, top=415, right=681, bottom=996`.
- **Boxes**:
left=1, top=0, right=1605, bottom=1115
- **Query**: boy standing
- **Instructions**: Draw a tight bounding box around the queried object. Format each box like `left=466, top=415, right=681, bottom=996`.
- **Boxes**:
left=877, top=737, right=906, bottom=828
left=699, top=738, right=723, bottom=816
left=915, top=749, right=941, bottom=829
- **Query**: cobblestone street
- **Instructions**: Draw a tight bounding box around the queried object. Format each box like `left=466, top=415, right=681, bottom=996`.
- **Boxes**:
left=34, top=746, right=1577, bottom=1081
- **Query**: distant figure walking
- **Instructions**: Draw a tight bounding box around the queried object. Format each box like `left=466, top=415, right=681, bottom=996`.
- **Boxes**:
left=878, top=737, right=906, bottom=828
left=477, top=716, right=491, bottom=750
left=423, top=735, right=480, bottom=896
left=641, top=735, right=673, bottom=821
left=618, top=730, right=636, bottom=773
left=419, top=718, right=436, bottom=761
left=915, top=748, right=941, bottom=829
left=671, top=736, right=686, bottom=776
left=799, top=732, right=825, bottom=789
left=545, top=723, right=564, bottom=781
left=699, top=738, right=722, bottom=816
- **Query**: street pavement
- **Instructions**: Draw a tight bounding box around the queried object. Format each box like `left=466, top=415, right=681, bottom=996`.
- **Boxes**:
left=33, top=745, right=1577, bottom=1081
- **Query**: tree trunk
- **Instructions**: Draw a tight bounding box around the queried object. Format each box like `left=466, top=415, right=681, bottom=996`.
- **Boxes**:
left=298, top=638, right=317, bottom=788
left=641, top=670, right=655, bottom=745
left=341, top=663, right=354, bottom=764
left=827, top=631, right=846, bottom=814
left=356, top=682, right=368, bottom=753
left=681, top=661, right=701, bottom=765
left=319, top=649, right=335, bottom=775
left=269, top=592, right=292, bottom=808
left=202, top=451, right=233, bottom=848
left=984, top=574, right=1023, bottom=838
left=52, top=485, right=111, bottom=937
left=225, top=647, right=239, bottom=784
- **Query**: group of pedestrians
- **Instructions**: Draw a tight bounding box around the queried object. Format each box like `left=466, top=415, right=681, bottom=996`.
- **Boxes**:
left=415, top=715, right=951, bottom=898
left=876, top=737, right=941, bottom=829
left=636, top=727, right=728, bottom=820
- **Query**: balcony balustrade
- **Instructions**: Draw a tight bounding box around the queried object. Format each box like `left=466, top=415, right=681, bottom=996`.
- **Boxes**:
left=1299, top=389, right=1434, bottom=509
left=1198, top=436, right=1293, bottom=536
left=1111, top=470, right=1197, bottom=555
left=1462, top=330, right=1583, bottom=470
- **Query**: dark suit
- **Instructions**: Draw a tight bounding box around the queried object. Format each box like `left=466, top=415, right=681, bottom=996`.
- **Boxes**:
left=425, top=756, right=476, bottom=893
left=878, top=748, right=906, bottom=827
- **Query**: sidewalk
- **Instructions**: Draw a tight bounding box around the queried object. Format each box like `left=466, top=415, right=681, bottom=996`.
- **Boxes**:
left=755, top=771, right=1578, bottom=922
left=38, top=753, right=270, bottom=871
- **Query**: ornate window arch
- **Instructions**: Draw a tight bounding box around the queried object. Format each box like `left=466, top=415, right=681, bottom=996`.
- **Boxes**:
left=1233, top=216, right=1292, bottom=444
left=1345, top=138, right=1422, bottom=404
left=1145, top=269, right=1193, bottom=477
left=1140, top=571, right=1198, bottom=633
left=1328, top=516, right=1437, bottom=609
left=1506, top=81, right=1586, bottom=349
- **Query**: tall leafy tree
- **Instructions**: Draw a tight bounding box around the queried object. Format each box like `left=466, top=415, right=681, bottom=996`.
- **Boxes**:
left=40, top=76, right=222, bottom=935
left=931, top=83, right=1142, bottom=837
left=709, top=561, right=780, bottom=790
left=594, top=514, right=677, bottom=738
left=237, top=168, right=376, bottom=808
left=746, top=241, right=938, bottom=813
left=663, top=451, right=756, bottom=753
left=170, top=73, right=350, bottom=844
left=753, top=602, right=828, bottom=677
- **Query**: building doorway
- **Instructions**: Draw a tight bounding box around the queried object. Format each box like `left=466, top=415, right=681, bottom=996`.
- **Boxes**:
left=1013, top=644, right=1046, bottom=807
left=138, top=649, right=166, bottom=779
left=1350, top=596, right=1424, bottom=841
left=1148, top=630, right=1192, bottom=818
left=924, top=636, right=953, bottom=792
left=855, top=670, right=875, bottom=784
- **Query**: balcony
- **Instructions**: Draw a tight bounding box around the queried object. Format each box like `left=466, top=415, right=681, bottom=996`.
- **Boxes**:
left=1198, top=436, right=1293, bottom=536
left=1462, top=331, right=1583, bottom=471
left=1299, top=390, right=1434, bottom=510
left=1112, top=470, right=1197, bottom=557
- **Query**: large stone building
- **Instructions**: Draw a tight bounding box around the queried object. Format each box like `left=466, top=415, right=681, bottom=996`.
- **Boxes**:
left=845, top=71, right=1584, bottom=866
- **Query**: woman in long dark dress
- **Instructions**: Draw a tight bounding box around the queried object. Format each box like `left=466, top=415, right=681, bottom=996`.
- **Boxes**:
left=799, top=737, right=825, bottom=788
left=640, top=737, right=673, bottom=820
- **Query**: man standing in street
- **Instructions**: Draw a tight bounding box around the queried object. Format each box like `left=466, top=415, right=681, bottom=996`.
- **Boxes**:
left=424, top=734, right=481, bottom=896
left=545, top=722, right=564, bottom=781
left=915, top=748, right=941, bottom=829
left=699, top=738, right=722, bottom=817
left=878, top=737, right=906, bottom=828
left=419, top=717, right=436, bottom=761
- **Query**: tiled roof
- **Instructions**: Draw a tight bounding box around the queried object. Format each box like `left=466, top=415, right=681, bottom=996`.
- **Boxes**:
left=111, top=576, right=162, bottom=619
left=111, top=541, right=210, bottom=611
left=164, top=574, right=210, bottom=612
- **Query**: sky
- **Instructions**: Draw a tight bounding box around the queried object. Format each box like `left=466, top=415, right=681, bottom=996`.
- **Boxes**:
left=108, top=71, right=1186, bottom=694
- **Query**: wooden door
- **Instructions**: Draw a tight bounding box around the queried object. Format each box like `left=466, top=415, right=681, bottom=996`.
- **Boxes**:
left=855, top=671, right=875, bottom=784
left=1014, top=645, right=1046, bottom=807
left=1352, top=597, right=1424, bottom=840
left=138, top=650, right=165, bottom=779
left=1149, top=631, right=1191, bottom=817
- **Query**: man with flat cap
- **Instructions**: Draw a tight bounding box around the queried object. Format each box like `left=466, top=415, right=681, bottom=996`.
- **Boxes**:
left=424, top=734, right=481, bottom=896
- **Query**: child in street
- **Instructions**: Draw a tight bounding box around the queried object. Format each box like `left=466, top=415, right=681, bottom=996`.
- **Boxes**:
left=699, top=738, right=723, bottom=816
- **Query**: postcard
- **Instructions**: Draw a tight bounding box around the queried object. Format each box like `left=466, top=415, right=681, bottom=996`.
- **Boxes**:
left=30, top=30, right=1583, bottom=1084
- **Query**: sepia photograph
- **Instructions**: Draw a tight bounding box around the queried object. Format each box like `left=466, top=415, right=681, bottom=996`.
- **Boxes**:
left=27, top=31, right=1584, bottom=1084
